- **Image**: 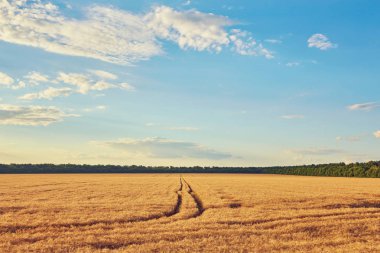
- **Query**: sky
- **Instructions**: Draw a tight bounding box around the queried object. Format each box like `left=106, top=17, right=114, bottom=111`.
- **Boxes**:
left=0, top=0, right=379, bottom=166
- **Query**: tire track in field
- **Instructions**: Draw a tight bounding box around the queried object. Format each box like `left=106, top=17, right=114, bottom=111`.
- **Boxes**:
left=182, top=177, right=205, bottom=217
left=1, top=177, right=190, bottom=233
left=164, top=177, right=183, bottom=217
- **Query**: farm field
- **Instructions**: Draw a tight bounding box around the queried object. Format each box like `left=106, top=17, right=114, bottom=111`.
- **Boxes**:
left=1, top=174, right=380, bottom=252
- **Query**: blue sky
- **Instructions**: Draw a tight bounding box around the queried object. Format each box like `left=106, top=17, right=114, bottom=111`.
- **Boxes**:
left=0, top=0, right=379, bottom=166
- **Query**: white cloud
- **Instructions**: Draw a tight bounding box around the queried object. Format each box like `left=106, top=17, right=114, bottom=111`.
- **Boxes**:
left=348, top=102, right=379, bottom=111
left=19, top=87, right=72, bottom=100
left=95, top=137, right=232, bottom=159
left=0, top=1, right=272, bottom=64
left=307, top=34, right=337, bottom=50
left=11, top=81, right=26, bottom=90
left=265, top=39, right=282, bottom=44
left=119, top=82, right=135, bottom=91
left=0, top=104, right=75, bottom=126
left=92, top=81, right=116, bottom=91
left=229, top=29, right=274, bottom=59
left=285, top=62, right=300, bottom=67
left=83, top=105, right=107, bottom=112
left=0, top=72, right=14, bottom=86
left=145, top=6, right=232, bottom=52
left=57, top=72, right=92, bottom=94
left=281, top=114, right=304, bottom=120
left=24, top=71, right=49, bottom=86
left=145, top=6, right=272, bottom=57
left=57, top=72, right=134, bottom=93
left=0, top=0, right=161, bottom=65
left=88, top=70, right=118, bottom=80
left=374, top=131, right=380, bottom=138
left=336, top=135, right=362, bottom=142
left=17, top=71, right=134, bottom=99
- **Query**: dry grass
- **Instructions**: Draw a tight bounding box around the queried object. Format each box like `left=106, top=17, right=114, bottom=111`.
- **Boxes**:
left=1, top=174, right=379, bottom=252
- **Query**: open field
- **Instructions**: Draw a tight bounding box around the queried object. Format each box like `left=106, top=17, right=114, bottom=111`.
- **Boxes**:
left=1, top=174, right=379, bottom=252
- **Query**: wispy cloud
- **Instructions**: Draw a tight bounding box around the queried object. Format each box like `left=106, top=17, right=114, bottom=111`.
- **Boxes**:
left=17, top=71, right=135, bottom=100
left=0, top=1, right=161, bottom=65
left=229, top=29, right=274, bottom=58
left=374, top=131, right=380, bottom=139
left=347, top=102, right=379, bottom=111
left=57, top=72, right=92, bottom=94
left=281, top=114, right=304, bottom=120
left=0, top=1, right=272, bottom=64
left=0, top=104, right=76, bottom=126
left=56, top=71, right=135, bottom=93
left=88, top=70, right=118, bottom=80
left=285, top=62, right=300, bottom=67
left=147, top=4, right=274, bottom=57
left=0, top=72, right=14, bottom=86
left=91, top=81, right=116, bottom=91
left=94, top=137, right=232, bottom=160
left=24, top=71, right=49, bottom=86
left=145, top=122, right=158, bottom=127
left=265, top=39, right=282, bottom=44
left=119, top=82, right=135, bottom=91
left=307, top=34, right=337, bottom=50
left=336, top=135, right=362, bottom=142
left=145, top=6, right=231, bottom=52
left=11, top=81, right=27, bottom=90
left=83, top=105, right=107, bottom=112
left=19, top=87, right=72, bottom=100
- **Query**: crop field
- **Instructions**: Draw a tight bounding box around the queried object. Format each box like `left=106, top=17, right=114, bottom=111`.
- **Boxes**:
left=1, top=174, right=379, bottom=252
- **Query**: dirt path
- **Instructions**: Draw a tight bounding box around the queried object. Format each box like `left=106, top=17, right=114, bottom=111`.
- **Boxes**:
left=181, top=177, right=205, bottom=218
left=0, top=176, right=205, bottom=234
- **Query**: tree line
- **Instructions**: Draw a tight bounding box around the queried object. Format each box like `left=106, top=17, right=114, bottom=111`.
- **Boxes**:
left=0, top=161, right=379, bottom=177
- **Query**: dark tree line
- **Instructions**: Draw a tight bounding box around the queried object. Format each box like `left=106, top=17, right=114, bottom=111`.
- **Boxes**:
left=0, top=161, right=379, bottom=177
left=264, top=161, right=380, bottom=178
left=0, top=164, right=262, bottom=174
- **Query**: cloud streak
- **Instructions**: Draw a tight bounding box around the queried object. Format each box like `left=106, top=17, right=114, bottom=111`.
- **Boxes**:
left=336, top=135, right=362, bottom=142
left=348, top=102, right=380, bottom=111
left=0, top=104, right=75, bottom=126
left=281, top=114, right=304, bottom=120
left=95, top=137, right=232, bottom=160
left=19, top=87, right=72, bottom=100
left=88, top=70, right=118, bottom=80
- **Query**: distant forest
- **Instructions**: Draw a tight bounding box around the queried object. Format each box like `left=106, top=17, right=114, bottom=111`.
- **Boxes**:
left=0, top=161, right=380, bottom=177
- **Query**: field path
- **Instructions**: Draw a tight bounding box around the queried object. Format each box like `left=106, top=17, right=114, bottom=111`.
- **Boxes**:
left=163, top=177, right=183, bottom=217
left=0, top=176, right=205, bottom=235
left=181, top=177, right=205, bottom=218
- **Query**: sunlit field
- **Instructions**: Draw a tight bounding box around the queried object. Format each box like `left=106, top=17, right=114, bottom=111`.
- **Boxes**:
left=1, top=174, right=379, bottom=252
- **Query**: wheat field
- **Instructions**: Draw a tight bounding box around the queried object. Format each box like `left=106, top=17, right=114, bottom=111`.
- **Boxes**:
left=1, top=174, right=379, bottom=252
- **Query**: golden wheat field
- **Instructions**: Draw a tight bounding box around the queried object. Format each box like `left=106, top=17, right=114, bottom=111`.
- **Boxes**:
left=1, top=174, right=379, bottom=252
